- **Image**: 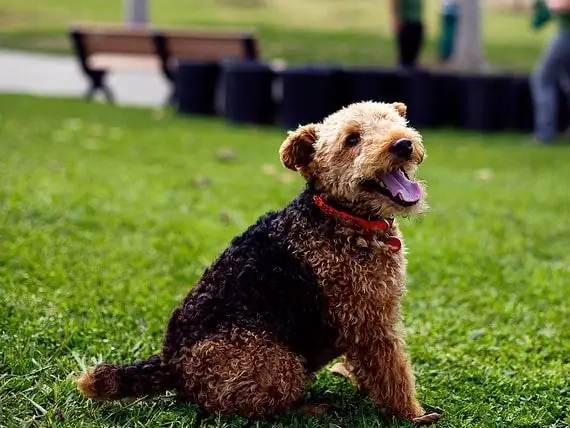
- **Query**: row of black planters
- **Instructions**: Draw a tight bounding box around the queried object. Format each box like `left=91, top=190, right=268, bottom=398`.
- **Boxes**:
left=175, top=59, right=569, bottom=132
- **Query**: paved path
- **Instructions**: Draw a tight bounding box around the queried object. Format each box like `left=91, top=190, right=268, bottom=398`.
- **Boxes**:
left=0, top=50, right=168, bottom=108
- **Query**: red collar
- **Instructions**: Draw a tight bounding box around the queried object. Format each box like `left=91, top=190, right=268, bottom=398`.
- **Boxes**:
left=313, top=195, right=402, bottom=251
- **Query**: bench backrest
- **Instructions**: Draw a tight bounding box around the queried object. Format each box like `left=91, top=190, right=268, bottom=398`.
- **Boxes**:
left=162, top=31, right=258, bottom=62
left=70, top=24, right=258, bottom=62
left=69, top=24, right=259, bottom=84
left=71, top=26, right=156, bottom=57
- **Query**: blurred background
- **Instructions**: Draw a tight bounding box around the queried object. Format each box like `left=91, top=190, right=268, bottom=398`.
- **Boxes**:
left=0, top=0, right=554, bottom=71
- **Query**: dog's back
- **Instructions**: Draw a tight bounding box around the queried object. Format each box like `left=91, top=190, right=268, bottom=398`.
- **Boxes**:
left=162, top=189, right=339, bottom=368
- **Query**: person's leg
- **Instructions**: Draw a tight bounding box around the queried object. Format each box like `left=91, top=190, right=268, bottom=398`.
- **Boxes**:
left=409, top=21, right=424, bottom=68
left=398, top=21, right=422, bottom=68
left=397, top=22, right=411, bottom=67
left=439, top=14, right=458, bottom=64
left=414, top=22, right=425, bottom=65
left=530, top=30, right=570, bottom=142
left=560, top=66, right=570, bottom=137
left=561, top=70, right=570, bottom=101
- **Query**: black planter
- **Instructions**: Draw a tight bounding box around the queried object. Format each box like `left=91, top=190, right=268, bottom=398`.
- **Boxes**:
left=458, top=74, right=512, bottom=132
left=429, top=72, right=464, bottom=128
left=221, top=60, right=275, bottom=125
left=401, top=70, right=437, bottom=128
left=277, top=66, right=347, bottom=129
left=345, top=67, right=406, bottom=105
left=175, top=60, right=220, bottom=116
left=505, top=75, right=534, bottom=132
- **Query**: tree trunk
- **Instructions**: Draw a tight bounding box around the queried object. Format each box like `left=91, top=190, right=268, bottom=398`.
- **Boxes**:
left=449, top=0, right=485, bottom=72
left=124, top=0, right=149, bottom=26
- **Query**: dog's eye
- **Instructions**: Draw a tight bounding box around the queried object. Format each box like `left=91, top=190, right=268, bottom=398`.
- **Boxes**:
left=345, top=133, right=360, bottom=146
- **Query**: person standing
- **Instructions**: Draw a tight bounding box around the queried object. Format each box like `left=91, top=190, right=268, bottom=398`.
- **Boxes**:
left=438, top=0, right=459, bottom=65
left=389, top=0, right=425, bottom=68
left=530, top=0, right=570, bottom=143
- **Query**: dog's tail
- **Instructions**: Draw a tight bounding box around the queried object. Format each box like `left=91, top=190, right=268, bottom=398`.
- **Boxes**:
left=77, top=355, right=175, bottom=400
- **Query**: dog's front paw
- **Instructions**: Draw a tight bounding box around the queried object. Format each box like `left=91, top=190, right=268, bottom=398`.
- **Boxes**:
left=412, top=412, right=441, bottom=426
left=329, top=362, right=351, bottom=379
left=328, top=362, right=358, bottom=385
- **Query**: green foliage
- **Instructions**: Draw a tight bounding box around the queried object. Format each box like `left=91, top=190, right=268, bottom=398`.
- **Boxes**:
left=1, top=95, right=569, bottom=427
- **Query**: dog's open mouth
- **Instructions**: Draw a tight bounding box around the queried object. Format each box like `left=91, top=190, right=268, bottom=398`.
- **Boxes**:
left=361, top=168, right=422, bottom=207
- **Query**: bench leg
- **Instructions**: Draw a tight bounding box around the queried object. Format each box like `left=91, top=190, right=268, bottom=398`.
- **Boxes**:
left=101, top=85, right=115, bottom=104
left=84, top=83, right=114, bottom=104
left=85, top=84, right=98, bottom=101
left=163, top=66, right=177, bottom=107
left=165, top=87, right=177, bottom=107
left=84, top=70, right=114, bottom=104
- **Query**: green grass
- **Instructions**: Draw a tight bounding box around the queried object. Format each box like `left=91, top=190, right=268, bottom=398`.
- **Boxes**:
left=0, top=0, right=556, bottom=71
left=1, top=94, right=570, bottom=427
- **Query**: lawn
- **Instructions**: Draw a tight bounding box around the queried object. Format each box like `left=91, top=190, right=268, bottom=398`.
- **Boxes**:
left=0, top=0, right=556, bottom=71
left=1, top=94, right=569, bottom=427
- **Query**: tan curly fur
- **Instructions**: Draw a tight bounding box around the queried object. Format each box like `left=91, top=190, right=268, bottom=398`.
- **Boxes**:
left=76, top=369, right=99, bottom=399
left=280, top=101, right=437, bottom=422
left=175, top=328, right=310, bottom=419
left=280, top=101, right=427, bottom=219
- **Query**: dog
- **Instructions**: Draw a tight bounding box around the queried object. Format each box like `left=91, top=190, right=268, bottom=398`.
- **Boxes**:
left=77, top=101, right=440, bottom=425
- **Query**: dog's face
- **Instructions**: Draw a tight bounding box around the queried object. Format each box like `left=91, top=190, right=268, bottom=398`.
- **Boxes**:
left=280, top=101, right=427, bottom=218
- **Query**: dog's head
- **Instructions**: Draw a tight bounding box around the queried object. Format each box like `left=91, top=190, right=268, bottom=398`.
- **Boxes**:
left=279, top=101, right=427, bottom=218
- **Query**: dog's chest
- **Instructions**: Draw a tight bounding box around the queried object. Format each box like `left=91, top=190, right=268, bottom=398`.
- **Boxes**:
left=317, top=235, right=404, bottom=299
left=291, top=227, right=407, bottom=341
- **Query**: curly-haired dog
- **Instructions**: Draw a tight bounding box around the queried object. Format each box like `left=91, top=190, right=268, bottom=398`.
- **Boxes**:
left=77, top=101, right=440, bottom=425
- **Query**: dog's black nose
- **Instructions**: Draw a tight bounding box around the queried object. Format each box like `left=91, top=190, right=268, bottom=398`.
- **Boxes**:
left=390, top=138, right=413, bottom=160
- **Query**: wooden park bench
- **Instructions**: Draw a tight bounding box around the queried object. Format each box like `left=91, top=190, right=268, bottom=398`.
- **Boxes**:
left=69, top=23, right=260, bottom=104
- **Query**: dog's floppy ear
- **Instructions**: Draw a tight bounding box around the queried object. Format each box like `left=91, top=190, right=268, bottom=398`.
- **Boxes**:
left=392, top=102, right=407, bottom=118
left=279, top=123, right=319, bottom=171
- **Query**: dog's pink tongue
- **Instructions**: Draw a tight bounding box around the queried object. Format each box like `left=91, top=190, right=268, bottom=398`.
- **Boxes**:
left=380, top=170, right=422, bottom=202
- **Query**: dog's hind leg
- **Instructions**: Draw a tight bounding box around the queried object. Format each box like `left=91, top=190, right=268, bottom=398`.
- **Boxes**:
left=175, top=328, right=310, bottom=419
